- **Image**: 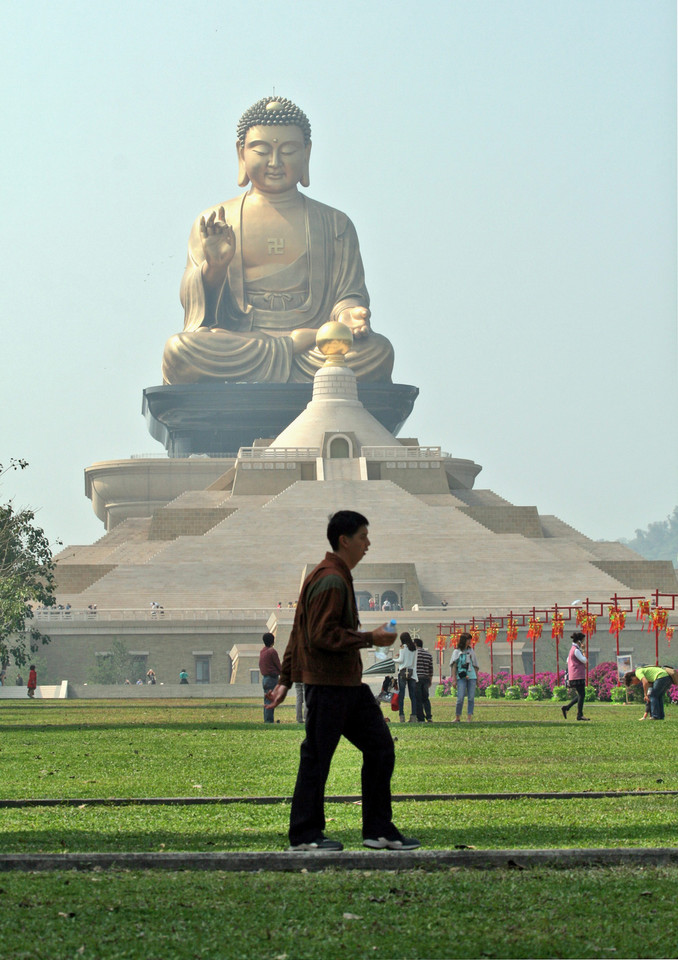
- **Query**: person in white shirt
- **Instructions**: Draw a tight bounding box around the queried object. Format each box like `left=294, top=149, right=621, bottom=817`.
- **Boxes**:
left=393, top=632, right=419, bottom=723
left=450, top=633, right=480, bottom=722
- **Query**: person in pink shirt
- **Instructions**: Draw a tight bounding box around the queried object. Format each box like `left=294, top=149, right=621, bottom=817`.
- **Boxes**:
left=561, top=633, right=589, bottom=721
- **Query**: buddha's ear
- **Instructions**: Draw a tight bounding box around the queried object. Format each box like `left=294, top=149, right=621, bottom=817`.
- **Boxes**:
left=237, top=141, right=250, bottom=187
left=300, top=141, right=312, bottom=188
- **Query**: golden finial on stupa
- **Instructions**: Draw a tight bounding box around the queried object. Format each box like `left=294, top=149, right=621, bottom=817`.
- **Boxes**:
left=316, top=321, right=353, bottom=365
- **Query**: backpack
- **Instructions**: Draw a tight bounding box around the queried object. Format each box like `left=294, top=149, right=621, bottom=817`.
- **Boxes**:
left=456, top=651, right=470, bottom=680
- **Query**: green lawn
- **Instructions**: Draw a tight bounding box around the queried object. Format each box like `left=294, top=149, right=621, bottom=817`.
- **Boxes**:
left=0, top=697, right=676, bottom=958
left=1, top=865, right=676, bottom=960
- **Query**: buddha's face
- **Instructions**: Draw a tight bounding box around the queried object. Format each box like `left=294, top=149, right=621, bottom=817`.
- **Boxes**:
left=238, top=124, right=310, bottom=194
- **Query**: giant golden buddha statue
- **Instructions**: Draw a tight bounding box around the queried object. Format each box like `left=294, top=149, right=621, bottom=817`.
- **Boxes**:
left=162, top=96, right=394, bottom=385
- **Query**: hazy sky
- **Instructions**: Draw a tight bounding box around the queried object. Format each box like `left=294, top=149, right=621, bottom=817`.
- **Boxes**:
left=1, top=0, right=675, bottom=549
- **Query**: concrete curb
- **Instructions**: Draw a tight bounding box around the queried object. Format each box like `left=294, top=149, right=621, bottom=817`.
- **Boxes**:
left=1, top=790, right=677, bottom=808
left=1, top=848, right=677, bottom=873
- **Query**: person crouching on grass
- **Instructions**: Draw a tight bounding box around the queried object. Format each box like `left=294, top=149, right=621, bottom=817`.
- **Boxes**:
left=266, top=510, right=421, bottom=852
left=624, top=665, right=678, bottom=720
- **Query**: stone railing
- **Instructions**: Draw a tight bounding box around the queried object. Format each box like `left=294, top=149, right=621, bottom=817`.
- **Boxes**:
left=237, top=446, right=320, bottom=460
left=361, top=446, right=446, bottom=459
left=33, top=608, right=274, bottom=622
left=130, top=452, right=238, bottom=460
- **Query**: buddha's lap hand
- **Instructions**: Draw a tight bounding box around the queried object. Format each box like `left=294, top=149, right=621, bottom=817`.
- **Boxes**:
left=337, top=305, right=371, bottom=339
left=200, top=206, right=236, bottom=275
left=290, top=328, right=319, bottom=353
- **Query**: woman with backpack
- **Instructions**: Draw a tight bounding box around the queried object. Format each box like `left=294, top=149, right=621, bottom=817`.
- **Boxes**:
left=451, top=633, right=480, bottom=722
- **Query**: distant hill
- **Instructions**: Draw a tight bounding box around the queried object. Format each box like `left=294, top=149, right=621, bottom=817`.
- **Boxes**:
left=619, top=506, right=678, bottom=568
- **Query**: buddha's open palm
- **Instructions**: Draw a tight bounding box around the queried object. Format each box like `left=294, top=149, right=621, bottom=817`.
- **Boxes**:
left=337, top=305, right=371, bottom=339
left=200, top=206, right=236, bottom=271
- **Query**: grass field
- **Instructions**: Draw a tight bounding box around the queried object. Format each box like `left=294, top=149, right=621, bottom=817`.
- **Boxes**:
left=1, top=696, right=677, bottom=959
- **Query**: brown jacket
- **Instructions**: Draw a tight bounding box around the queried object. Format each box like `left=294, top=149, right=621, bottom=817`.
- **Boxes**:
left=279, top=552, right=374, bottom=687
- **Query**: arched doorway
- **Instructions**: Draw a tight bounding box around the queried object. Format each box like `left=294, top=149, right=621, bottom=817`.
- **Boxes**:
left=380, top=589, right=400, bottom=610
left=328, top=436, right=351, bottom=458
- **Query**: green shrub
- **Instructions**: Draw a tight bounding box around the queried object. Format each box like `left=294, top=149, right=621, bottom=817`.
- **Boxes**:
left=485, top=684, right=500, bottom=699
left=434, top=684, right=446, bottom=698
left=526, top=685, right=544, bottom=701
left=506, top=685, right=522, bottom=700
left=551, top=685, right=569, bottom=701
left=610, top=686, right=627, bottom=703
left=584, top=685, right=597, bottom=702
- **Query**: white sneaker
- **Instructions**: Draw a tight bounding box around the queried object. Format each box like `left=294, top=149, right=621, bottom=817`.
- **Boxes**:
left=363, top=836, right=421, bottom=851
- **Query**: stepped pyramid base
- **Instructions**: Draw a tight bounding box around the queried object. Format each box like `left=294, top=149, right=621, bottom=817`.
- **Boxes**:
left=48, top=454, right=677, bottom=686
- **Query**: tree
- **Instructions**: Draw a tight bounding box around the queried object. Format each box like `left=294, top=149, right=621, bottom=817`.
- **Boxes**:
left=621, top=506, right=678, bottom=567
left=0, top=460, right=56, bottom=667
left=94, top=638, right=133, bottom=685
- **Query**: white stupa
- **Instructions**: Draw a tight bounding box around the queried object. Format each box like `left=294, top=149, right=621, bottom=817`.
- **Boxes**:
left=269, top=322, right=402, bottom=452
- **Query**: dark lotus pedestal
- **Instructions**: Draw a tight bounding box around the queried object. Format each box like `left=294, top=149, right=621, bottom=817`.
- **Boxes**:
left=142, top=382, right=419, bottom=457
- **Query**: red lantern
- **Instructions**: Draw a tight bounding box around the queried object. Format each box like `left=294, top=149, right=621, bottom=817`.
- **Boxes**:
left=608, top=607, right=626, bottom=634
left=637, top=599, right=650, bottom=623
left=551, top=616, right=564, bottom=641
left=526, top=618, right=543, bottom=641
left=650, top=608, right=669, bottom=633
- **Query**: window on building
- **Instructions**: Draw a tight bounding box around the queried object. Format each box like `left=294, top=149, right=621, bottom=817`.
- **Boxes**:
left=195, top=657, right=211, bottom=684
left=130, top=655, right=147, bottom=683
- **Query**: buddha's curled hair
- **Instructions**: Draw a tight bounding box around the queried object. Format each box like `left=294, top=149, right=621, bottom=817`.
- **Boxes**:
left=237, top=96, right=311, bottom=145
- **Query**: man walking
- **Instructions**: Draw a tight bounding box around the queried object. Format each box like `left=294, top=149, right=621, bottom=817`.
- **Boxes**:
left=414, top=638, right=434, bottom=722
left=267, top=510, right=421, bottom=852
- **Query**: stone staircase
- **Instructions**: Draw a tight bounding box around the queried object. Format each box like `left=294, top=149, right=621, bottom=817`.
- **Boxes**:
left=55, top=477, right=658, bottom=610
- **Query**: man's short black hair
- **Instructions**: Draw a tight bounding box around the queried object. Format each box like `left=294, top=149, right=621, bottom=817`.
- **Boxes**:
left=327, top=510, right=369, bottom=550
left=414, top=637, right=423, bottom=648
left=262, top=633, right=275, bottom=647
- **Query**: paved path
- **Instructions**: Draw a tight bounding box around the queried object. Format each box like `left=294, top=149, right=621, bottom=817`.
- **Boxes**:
left=1, top=848, right=677, bottom=873
left=1, top=789, right=676, bottom=808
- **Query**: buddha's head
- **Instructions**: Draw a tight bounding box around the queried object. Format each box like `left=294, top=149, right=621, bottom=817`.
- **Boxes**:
left=236, top=96, right=312, bottom=191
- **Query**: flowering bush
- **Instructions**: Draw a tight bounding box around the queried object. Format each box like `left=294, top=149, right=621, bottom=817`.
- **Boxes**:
left=588, top=662, right=619, bottom=702
left=430, top=664, right=678, bottom=705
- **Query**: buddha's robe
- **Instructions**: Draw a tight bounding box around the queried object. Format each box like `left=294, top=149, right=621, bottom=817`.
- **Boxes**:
left=162, top=194, right=394, bottom=384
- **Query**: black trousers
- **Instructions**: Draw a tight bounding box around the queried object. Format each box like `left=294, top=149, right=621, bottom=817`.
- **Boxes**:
left=416, top=678, right=432, bottom=721
left=289, top=683, right=397, bottom=844
left=564, top=679, right=586, bottom=718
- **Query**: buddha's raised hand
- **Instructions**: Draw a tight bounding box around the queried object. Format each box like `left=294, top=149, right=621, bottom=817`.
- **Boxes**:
left=200, top=206, right=236, bottom=276
left=337, top=305, right=371, bottom=339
